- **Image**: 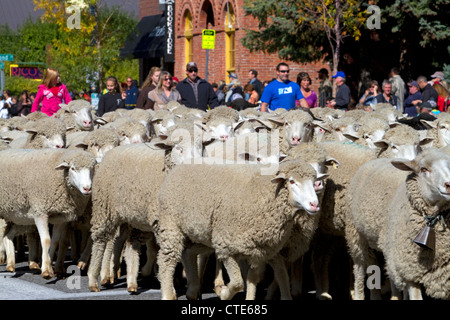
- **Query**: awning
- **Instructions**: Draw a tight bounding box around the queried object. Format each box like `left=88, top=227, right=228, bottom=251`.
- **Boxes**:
left=119, top=14, right=166, bottom=59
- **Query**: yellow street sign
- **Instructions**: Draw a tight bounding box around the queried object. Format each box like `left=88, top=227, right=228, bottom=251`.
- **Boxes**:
left=202, top=29, right=215, bottom=50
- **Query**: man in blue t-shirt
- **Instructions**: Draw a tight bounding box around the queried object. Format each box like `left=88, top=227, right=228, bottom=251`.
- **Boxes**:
left=260, top=63, right=308, bottom=112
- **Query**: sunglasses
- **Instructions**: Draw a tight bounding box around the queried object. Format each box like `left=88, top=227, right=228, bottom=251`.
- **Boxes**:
left=164, top=78, right=172, bottom=81
left=188, top=68, right=198, bottom=73
left=279, top=70, right=290, bottom=73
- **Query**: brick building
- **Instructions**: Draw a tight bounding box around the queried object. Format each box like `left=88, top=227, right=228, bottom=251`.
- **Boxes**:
left=133, top=0, right=329, bottom=93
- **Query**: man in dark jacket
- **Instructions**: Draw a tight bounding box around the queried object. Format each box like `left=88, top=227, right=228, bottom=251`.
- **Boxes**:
left=417, top=75, right=439, bottom=106
left=176, top=62, right=219, bottom=111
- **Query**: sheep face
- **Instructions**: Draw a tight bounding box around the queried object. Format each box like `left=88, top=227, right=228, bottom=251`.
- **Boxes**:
left=363, top=129, right=387, bottom=149
left=151, top=115, right=176, bottom=136
left=45, top=133, right=66, bottom=149
left=117, top=123, right=148, bottom=145
left=272, top=161, right=324, bottom=216
left=73, top=107, right=93, bottom=131
left=438, top=121, right=450, bottom=147
left=284, top=119, right=314, bottom=146
left=90, top=143, right=115, bottom=163
left=56, top=161, right=94, bottom=196
left=205, top=119, right=235, bottom=142
left=392, top=149, right=450, bottom=206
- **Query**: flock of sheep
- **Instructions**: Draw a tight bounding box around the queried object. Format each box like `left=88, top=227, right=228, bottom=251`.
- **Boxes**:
left=1, top=99, right=450, bottom=300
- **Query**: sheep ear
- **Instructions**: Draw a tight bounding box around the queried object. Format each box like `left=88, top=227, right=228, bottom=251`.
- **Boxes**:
left=391, top=159, right=417, bottom=172
left=317, top=173, right=329, bottom=181
left=313, top=120, right=331, bottom=132
left=55, top=162, right=70, bottom=170
left=343, top=133, right=359, bottom=142
left=374, top=140, right=389, bottom=151
left=419, top=137, right=434, bottom=146
left=74, top=143, right=88, bottom=150
left=279, top=153, right=287, bottom=162
left=94, top=118, right=108, bottom=125
left=420, top=119, right=436, bottom=129
left=271, top=174, right=286, bottom=184
left=325, top=157, right=340, bottom=168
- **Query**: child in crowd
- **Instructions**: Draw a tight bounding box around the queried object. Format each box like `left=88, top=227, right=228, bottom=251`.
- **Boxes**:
left=96, top=76, right=126, bottom=117
left=31, top=67, right=72, bottom=116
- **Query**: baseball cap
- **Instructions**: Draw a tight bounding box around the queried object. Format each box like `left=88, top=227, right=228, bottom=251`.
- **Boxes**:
left=420, top=101, right=433, bottom=111
left=186, top=62, right=197, bottom=70
left=431, top=71, right=444, bottom=80
left=228, top=73, right=238, bottom=79
left=408, top=81, right=419, bottom=88
left=332, top=71, right=346, bottom=79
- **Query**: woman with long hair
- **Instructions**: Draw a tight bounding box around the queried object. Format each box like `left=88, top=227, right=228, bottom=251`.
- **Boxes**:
left=31, top=67, right=72, bottom=116
left=148, top=71, right=182, bottom=110
left=136, top=66, right=161, bottom=110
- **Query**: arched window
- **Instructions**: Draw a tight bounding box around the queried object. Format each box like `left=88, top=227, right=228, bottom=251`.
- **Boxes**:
left=224, top=3, right=235, bottom=82
left=185, top=11, right=193, bottom=65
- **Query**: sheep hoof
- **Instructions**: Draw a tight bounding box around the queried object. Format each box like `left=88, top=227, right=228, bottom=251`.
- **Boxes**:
left=214, top=285, right=227, bottom=297
left=41, top=270, right=54, bottom=279
left=6, top=265, right=15, bottom=273
left=128, top=285, right=138, bottom=294
left=318, top=293, right=333, bottom=300
left=29, top=261, right=40, bottom=270
left=0, top=255, right=5, bottom=264
left=77, top=261, right=87, bottom=270
left=100, top=278, right=110, bottom=287
left=89, top=285, right=100, bottom=292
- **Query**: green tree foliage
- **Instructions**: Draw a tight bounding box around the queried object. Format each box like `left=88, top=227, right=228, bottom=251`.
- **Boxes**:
left=382, top=0, right=450, bottom=79
left=33, top=0, right=138, bottom=91
left=241, top=0, right=367, bottom=76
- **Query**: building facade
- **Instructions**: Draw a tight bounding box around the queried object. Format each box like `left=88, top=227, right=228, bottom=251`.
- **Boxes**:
left=138, top=0, right=329, bottom=93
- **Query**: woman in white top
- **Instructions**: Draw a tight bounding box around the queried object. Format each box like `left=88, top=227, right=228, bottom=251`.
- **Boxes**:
left=148, top=71, right=182, bottom=110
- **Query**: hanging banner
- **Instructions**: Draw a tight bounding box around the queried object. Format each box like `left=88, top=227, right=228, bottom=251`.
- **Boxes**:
left=164, top=0, right=175, bottom=62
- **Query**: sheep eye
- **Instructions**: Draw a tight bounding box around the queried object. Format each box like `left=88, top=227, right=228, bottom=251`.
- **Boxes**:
left=420, top=167, right=428, bottom=173
left=335, top=128, right=341, bottom=132
left=289, top=179, right=295, bottom=185
left=256, top=157, right=262, bottom=162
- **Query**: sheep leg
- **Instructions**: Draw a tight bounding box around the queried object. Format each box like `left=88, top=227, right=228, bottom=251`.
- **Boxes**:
left=406, top=283, right=423, bottom=300
left=219, top=256, right=245, bottom=300
left=124, top=238, right=140, bottom=294
left=78, top=236, right=92, bottom=270
left=245, top=264, right=263, bottom=300
left=290, top=258, right=303, bottom=298
left=311, top=234, right=335, bottom=300
left=26, top=229, right=41, bottom=271
left=108, top=225, right=129, bottom=282
left=141, top=234, right=158, bottom=278
left=100, top=239, right=116, bottom=286
left=87, top=239, right=107, bottom=292
left=49, top=222, right=67, bottom=262
left=213, top=259, right=226, bottom=296
left=54, top=224, right=71, bottom=277
left=269, top=256, right=292, bottom=300
left=34, top=215, right=54, bottom=279
left=156, top=228, right=185, bottom=300
left=4, top=226, right=17, bottom=272
left=182, top=246, right=201, bottom=300
left=0, top=220, right=7, bottom=265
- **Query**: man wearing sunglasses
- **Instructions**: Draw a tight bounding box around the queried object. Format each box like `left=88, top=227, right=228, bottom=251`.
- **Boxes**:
left=260, top=62, right=308, bottom=112
left=176, top=62, right=219, bottom=111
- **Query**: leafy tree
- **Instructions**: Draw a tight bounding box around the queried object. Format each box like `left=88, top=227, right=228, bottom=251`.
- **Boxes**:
left=381, top=0, right=450, bottom=80
left=241, top=0, right=367, bottom=77
left=33, top=0, right=138, bottom=91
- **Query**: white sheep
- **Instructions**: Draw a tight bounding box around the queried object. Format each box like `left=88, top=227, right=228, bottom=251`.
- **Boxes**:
left=156, top=159, right=324, bottom=300
left=0, top=148, right=96, bottom=278
left=56, top=100, right=94, bottom=132
left=345, top=148, right=450, bottom=300
left=7, top=117, right=67, bottom=149
left=87, top=120, right=214, bottom=293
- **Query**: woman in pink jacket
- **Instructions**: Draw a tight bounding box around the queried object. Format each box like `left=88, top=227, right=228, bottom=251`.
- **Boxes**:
left=31, top=67, right=72, bottom=116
